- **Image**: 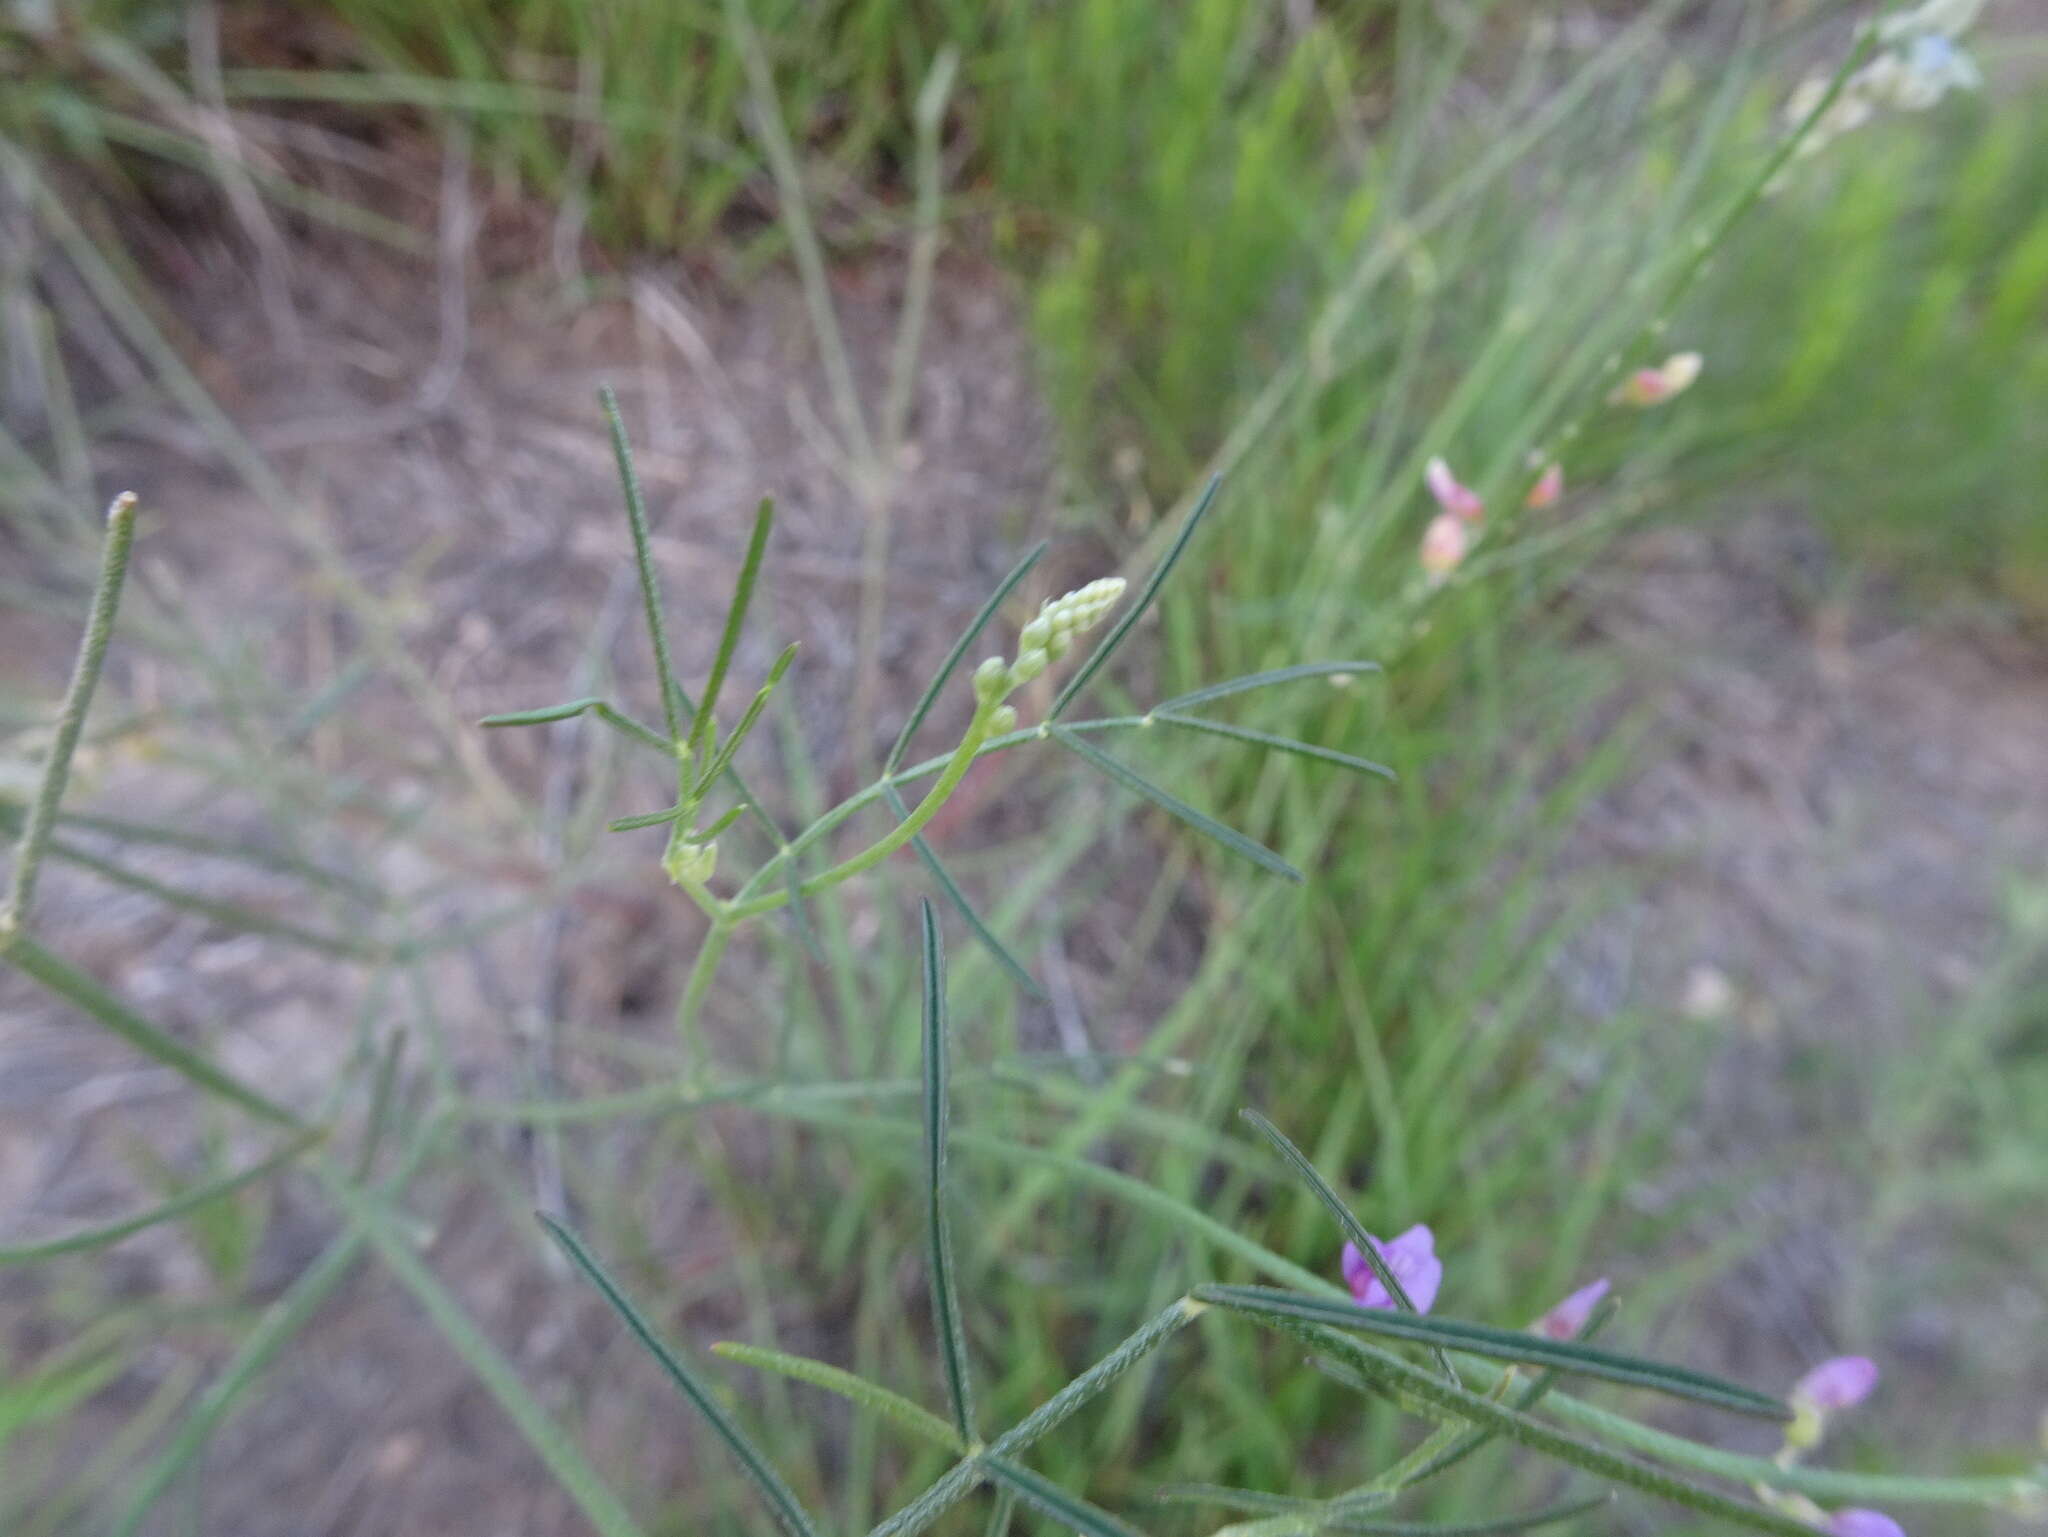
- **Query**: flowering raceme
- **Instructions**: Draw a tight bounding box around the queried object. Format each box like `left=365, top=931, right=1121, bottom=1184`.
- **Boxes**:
left=1342, top=1225, right=1443, bottom=1313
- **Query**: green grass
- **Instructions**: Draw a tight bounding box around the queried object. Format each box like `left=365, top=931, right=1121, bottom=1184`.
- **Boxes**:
left=2, top=2, right=2043, bottom=1534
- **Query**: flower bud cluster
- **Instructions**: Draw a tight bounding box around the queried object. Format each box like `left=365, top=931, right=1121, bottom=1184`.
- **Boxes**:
left=1782, top=0, right=1982, bottom=169
left=972, top=578, right=1128, bottom=709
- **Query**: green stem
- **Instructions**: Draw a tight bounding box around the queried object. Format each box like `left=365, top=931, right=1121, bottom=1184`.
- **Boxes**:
left=725, top=705, right=1000, bottom=920
left=675, top=917, right=736, bottom=1081
left=4, top=493, right=138, bottom=932
left=731, top=715, right=1145, bottom=907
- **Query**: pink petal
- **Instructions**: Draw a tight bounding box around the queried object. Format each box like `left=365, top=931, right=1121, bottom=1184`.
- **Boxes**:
left=1424, top=457, right=1484, bottom=521
left=1344, top=1225, right=1442, bottom=1313
left=1419, top=513, right=1468, bottom=582
left=1829, top=1509, right=1905, bottom=1537
left=1524, top=461, right=1564, bottom=510
left=1794, top=1356, right=1879, bottom=1412
left=1533, top=1277, right=1610, bottom=1340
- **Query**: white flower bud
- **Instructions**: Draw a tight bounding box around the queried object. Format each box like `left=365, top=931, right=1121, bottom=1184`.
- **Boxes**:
left=1019, top=615, right=1052, bottom=652
left=988, top=705, right=1018, bottom=736
left=972, top=655, right=1010, bottom=705
left=1009, top=647, right=1048, bottom=685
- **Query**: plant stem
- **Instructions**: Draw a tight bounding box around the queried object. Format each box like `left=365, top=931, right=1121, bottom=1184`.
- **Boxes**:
left=675, top=916, right=735, bottom=1080
left=4, top=492, right=138, bottom=933
left=724, top=704, right=1000, bottom=920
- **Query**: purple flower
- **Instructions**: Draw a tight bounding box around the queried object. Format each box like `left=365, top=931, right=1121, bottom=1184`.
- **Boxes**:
left=1794, top=1357, right=1880, bottom=1413
left=1342, top=1224, right=1442, bottom=1314
left=1532, top=1277, right=1611, bottom=1340
left=1829, top=1508, right=1905, bottom=1537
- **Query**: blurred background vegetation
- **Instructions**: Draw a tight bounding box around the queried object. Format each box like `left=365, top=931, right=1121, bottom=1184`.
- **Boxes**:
left=2, top=1, right=2044, bottom=1534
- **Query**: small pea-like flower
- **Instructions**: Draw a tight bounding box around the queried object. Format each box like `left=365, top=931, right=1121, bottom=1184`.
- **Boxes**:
left=1524, top=460, right=1564, bottom=510
left=1828, top=1508, right=1905, bottom=1537
left=1418, top=513, right=1469, bottom=586
left=1785, top=1355, right=1879, bottom=1452
left=1342, top=1224, right=1443, bottom=1314
left=1610, top=351, right=1703, bottom=408
left=1795, top=1357, right=1879, bottom=1413
left=1532, top=1277, right=1610, bottom=1340
left=1425, top=456, right=1485, bottom=522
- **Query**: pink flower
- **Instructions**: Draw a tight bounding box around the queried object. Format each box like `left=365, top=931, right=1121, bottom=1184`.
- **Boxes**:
left=1532, top=1277, right=1610, bottom=1340
left=1828, top=1509, right=1904, bottom=1537
left=1425, top=457, right=1485, bottom=522
left=1609, top=351, right=1703, bottom=408
left=1342, top=1224, right=1443, bottom=1314
left=1794, top=1357, right=1879, bottom=1413
left=1418, top=513, right=1469, bottom=584
left=1524, top=460, right=1564, bottom=510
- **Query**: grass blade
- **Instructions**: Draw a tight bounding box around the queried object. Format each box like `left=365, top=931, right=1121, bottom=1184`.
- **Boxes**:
left=538, top=1212, right=819, bottom=1537
left=1053, top=728, right=1302, bottom=883
left=1, top=1129, right=321, bottom=1265
left=982, top=1457, right=1145, bottom=1537
left=2, top=933, right=300, bottom=1126
left=886, top=540, right=1048, bottom=772
left=1238, top=1110, right=1454, bottom=1381
left=4, top=492, right=138, bottom=929
left=1196, top=1284, right=1786, bottom=1420
left=600, top=385, right=686, bottom=747
left=1153, top=662, right=1382, bottom=716
left=921, top=901, right=977, bottom=1443
left=1154, top=715, right=1394, bottom=781
left=710, top=1342, right=964, bottom=1453
left=689, top=497, right=775, bottom=768
left=1051, top=474, right=1220, bottom=720
left=884, top=780, right=1042, bottom=997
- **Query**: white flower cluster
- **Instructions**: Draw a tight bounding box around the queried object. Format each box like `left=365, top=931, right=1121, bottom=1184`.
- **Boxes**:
left=972, top=577, right=1129, bottom=716
left=1785, top=0, right=1983, bottom=163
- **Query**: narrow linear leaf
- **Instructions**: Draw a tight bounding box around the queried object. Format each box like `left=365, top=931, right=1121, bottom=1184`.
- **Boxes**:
left=887, top=539, right=1048, bottom=771
left=3, top=934, right=300, bottom=1127
left=982, top=1457, right=1146, bottom=1537
left=1400, top=1300, right=1619, bottom=1489
left=1197, top=1284, right=1785, bottom=1420
left=689, top=497, right=776, bottom=767
left=983, top=1488, right=1018, bottom=1537
left=699, top=801, right=749, bottom=841
left=481, top=696, right=671, bottom=754
left=609, top=806, right=687, bottom=833
left=601, top=386, right=686, bottom=745
left=1225, top=1314, right=1819, bottom=1537
left=1, top=1129, right=322, bottom=1265
left=1054, top=728, right=1301, bottom=883
left=1324, top=1492, right=1610, bottom=1535
left=698, top=641, right=798, bottom=794
left=538, top=1212, right=819, bottom=1537
left=1238, top=1110, right=1454, bottom=1381
left=1154, top=1485, right=1311, bottom=1517
left=710, top=1342, right=964, bottom=1453
left=1052, top=473, right=1222, bottom=720
left=1153, top=661, right=1382, bottom=716
left=884, top=780, right=1042, bottom=997
left=921, top=901, right=977, bottom=1443
left=1154, top=715, right=1394, bottom=781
